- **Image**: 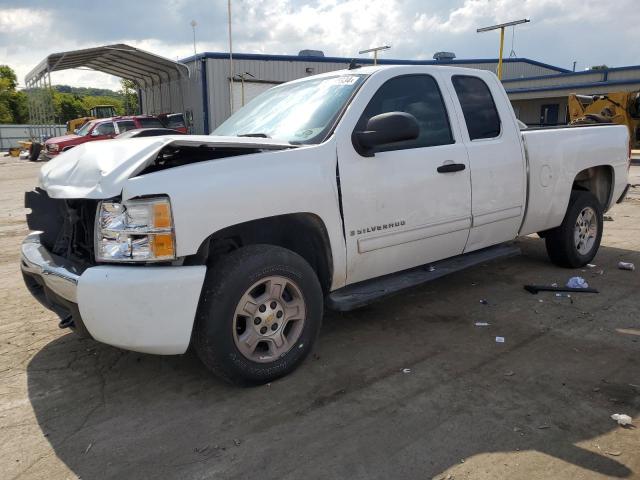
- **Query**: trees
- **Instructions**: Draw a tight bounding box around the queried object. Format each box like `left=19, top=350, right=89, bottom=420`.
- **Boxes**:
left=0, top=64, right=140, bottom=124
left=0, top=65, right=28, bottom=124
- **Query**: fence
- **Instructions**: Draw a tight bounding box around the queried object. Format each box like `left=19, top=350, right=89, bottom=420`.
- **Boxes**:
left=0, top=124, right=66, bottom=150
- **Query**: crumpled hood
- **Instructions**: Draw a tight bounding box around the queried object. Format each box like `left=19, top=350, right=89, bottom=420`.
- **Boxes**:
left=39, top=135, right=294, bottom=199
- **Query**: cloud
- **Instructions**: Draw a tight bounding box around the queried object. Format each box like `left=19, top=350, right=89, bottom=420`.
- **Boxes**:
left=0, top=0, right=638, bottom=90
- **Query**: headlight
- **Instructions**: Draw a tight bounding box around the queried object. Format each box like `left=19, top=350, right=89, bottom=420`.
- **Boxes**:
left=48, top=144, right=59, bottom=152
left=95, top=197, right=175, bottom=262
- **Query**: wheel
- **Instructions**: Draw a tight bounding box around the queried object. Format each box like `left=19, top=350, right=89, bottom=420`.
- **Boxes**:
left=193, top=244, right=323, bottom=385
left=29, top=142, right=42, bottom=162
left=545, top=190, right=603, bottom=268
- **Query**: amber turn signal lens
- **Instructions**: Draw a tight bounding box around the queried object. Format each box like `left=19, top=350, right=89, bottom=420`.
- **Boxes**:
left=151, top=234, right=174, bottom=258
left=153, top=202, right=172, bottom=229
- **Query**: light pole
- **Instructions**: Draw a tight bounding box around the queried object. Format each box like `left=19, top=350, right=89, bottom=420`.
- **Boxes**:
left=190, top=20, right=197, bottom=58
left=228, top=0, right=234, bottom=113
left=477, top=19, right=530, bottom=80
left=358, top=45, right=391, bottom=65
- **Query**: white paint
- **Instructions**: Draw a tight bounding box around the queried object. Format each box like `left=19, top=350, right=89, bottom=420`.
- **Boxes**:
left=519, top=124, right=629, bottom=235
left=77, top=265, right=206, bottom=354
left=336, top=67, right=473, bottom=284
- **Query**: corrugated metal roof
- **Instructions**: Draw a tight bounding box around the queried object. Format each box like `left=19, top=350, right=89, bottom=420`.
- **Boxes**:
left=26, top=44, right=189, bottom=87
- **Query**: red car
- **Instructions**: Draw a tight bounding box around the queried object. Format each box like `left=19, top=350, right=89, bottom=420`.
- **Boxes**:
left=43, top=115, right=165, bottom=159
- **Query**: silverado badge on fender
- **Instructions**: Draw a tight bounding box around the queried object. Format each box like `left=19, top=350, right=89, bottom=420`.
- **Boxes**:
left=350, top=220, right=406, bottom=236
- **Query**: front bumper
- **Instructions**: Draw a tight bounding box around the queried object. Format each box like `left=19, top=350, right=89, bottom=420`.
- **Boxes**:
left=21, top=233, right=206, bottom=355
left=21, top=233, right=90, bottom=335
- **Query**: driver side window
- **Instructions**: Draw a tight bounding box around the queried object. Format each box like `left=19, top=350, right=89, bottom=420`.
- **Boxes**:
left=356, top=74, right=454, bottom=151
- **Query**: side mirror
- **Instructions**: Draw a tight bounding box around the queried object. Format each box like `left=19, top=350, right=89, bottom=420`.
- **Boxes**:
left=90, top=130, right=101, bottom=137
left=73, top=129, right=79, bottom=134
left=352, top=111, right=419, bottom=157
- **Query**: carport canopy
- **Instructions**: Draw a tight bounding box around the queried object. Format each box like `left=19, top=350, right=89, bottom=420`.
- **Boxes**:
left=25, top=43, right=190, bottom=88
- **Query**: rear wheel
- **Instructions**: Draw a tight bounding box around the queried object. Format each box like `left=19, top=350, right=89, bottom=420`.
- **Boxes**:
left=193, top=244, right=323, bottom=385
left=545, top=190, right=603, bottom=268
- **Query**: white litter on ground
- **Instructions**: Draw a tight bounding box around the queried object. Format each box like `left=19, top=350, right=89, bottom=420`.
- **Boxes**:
left=611, top=413, right=633, bottom=426
left=495, top=336, right=505, bottom=343
left=567, top=276, right=589, bottom=289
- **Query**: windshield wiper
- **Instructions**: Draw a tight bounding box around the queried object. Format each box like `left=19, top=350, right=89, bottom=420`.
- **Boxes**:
left=238, top=133, right=271, bottom=138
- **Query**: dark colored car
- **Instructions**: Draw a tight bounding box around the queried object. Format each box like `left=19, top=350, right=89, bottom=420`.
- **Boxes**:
left=43, top=115, right=166, bottom=159
left=115, top=128, right=185, bottom=139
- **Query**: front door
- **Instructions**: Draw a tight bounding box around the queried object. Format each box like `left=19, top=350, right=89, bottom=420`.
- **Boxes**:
left=336, top=71, right=472, bottom=284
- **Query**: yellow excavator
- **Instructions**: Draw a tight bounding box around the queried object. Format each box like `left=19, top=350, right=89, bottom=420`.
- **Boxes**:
left=65, top=105, right=117, bottom=134
left=568, top=90, right=640, bottom=149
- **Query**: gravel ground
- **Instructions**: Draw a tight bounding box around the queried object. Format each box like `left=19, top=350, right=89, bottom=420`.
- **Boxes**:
left=1, top=156, right=639, bottom=480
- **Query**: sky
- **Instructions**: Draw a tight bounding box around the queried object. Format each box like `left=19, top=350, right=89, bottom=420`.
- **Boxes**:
left=1, top=0, right=639, bottom=90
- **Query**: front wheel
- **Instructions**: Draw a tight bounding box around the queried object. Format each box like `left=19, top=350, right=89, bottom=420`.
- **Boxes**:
left=544, top=190, right=603, bottom=268
left=193, top=244, right=323, bottom=385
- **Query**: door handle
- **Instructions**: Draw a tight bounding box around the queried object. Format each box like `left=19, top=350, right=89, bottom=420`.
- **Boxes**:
left=437, top=163, right=466, bottom=173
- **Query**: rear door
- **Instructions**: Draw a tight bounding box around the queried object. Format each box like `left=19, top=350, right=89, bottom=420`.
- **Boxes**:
left=445, top=73, right=526, bottom=252
left=336, top=70, right=472, bottom=284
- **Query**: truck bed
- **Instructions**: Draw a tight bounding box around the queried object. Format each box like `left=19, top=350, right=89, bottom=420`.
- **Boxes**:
left=519, top=124, right=629, bottom=236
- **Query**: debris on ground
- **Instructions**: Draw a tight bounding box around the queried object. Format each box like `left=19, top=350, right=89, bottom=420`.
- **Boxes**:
left=479, top=299, right=489, bottom=305
left=618, top=261, right=635, bottom=271
left=537, top=424, right=551, bottom=429
left=504, top=370, right=515, bottom=376
left=495, top=336, right=505, bottom=343
left=524, top=284, right=598, bottom=294
left=84, top=443, right=93, bottom=454
left=474, top=321, right=490, bottom=327
left=606, top=450, right=622, bottom=456
left=566, top=276, right=589, bottom=289
left=611, top=413, right=633, bottom=426
left=604, top=215, right=614, bottom=221
left=586, top=264, right=597, bottom=268
left=233, top=439, right=242, bottom=446
left=402, top=368, right=411, bottom=374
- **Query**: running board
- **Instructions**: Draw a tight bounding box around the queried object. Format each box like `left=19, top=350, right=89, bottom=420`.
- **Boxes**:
left=326, top=243, right=521, bottom=311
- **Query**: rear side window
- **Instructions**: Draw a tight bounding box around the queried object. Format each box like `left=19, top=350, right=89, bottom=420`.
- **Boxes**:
left=138, top=118, right=164, bottom=128
left=357, top=74, right=454, bottom=151
left=452, top=75, right=501, bottom=140
left=165, top=115, right=186, bottom=128
left=116, top=120, right=136, bottom=132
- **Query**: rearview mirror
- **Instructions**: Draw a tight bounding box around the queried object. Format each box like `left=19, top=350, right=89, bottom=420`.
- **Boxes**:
left=352, top=112, right=419, bottom=157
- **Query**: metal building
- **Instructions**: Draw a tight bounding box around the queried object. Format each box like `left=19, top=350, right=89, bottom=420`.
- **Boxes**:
left=178, top=51, right=568, bottom=134
left=506, top=66, right=640, bottom=125
left=26, top=44, right=640, bottom=136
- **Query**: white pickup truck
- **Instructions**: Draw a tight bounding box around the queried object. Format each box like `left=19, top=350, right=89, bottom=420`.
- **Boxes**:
left=22, top=65, right=630, bottom=385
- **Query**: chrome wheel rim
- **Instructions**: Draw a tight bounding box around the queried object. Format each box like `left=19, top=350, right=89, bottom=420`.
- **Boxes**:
left=574, top=207, right=598, bottom=255
left=232, top=276, right=306, bottom=363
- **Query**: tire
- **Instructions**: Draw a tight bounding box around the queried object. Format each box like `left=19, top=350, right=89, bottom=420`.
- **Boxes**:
left=545, top=190, right=603, bottom=268
left=29, top=142, right=42, bottom=162
left=193, top=244, right=323, bottom=386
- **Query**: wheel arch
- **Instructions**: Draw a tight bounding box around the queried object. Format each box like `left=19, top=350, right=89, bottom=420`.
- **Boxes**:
left=187, top=213, right=334, bottom=294
left=572, top=165, right=614, bottom=211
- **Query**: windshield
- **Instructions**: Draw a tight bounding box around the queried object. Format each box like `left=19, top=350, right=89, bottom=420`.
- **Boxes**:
left=213, top=74, right=367, bottom=144
left=75, top=121, right=95, bottom=136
